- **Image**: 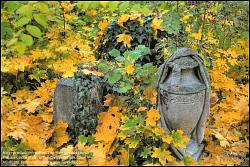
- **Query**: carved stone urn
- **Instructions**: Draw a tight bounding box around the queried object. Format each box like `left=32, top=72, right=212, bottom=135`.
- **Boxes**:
left=157, top=48, right=210, bottom=161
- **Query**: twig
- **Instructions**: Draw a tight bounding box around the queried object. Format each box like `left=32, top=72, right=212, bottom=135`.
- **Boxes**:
left=199, top=4, right=207, bottom=51
left=176, top=1, right=179, bottom=47
left=59, top=2, right=66, bottom=38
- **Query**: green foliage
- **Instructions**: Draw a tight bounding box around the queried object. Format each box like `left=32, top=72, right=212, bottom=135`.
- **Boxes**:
left=162, top=12, right=181, bottom=35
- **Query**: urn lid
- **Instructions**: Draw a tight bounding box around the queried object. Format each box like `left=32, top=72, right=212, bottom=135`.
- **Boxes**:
left=162, top=57, right=206, bottom=94
left=168, top=57, right=198, bottom=70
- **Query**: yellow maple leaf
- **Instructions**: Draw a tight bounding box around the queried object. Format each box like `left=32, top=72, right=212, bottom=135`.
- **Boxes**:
left=61, top=1, right=74, bottom=13
left=126, top=64, right=135, bottom=75
left=182, top=14, right=192, bottom=23
left=99, top=19, right=108, bottom=31
left=7, top=121, right=29, bottom=140
left=191, top=28, right=202, bottom=40
left=40, top=113, right=53, bottom=123
left=86, top=9, right=97, bottom=18
left=16, top=99, right=41, bottom=113
left=162, top=135, right=173, bottom=144
left=124, top=138, right=139, bottom=148
left=25, top=134, right=47, bottom=151
left=151, top=17, right=163, bottom=37
left=152, top=127, right=165, bottom=136
left=117, top=34, right=132, bottom=48
left=144, top=163, right=161, bottom=166
left=152, top=147, right=174, bottom=165
left=85, top=143, right=107, bottom=166
left=82, top=69, right=104, bottom=77
left=52, top=119, right=69, bottom=148
left=146, top=108, right=160, bottom=126
left=186, top=25, right=191, bottom=33
left=34, top=79, right=58, bottom=103
left=117, top=15, right=130, bottom=27
left=94, top=106, right=122, bottom=144
left=143, top=88, right=157, bottom=104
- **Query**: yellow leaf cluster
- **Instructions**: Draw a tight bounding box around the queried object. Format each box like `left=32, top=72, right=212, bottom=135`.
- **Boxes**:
left=191, top=28, right=202, bottom=40
left=34, top=78, right=58, bottom=103
left=146, top=108, right=160, bottom=126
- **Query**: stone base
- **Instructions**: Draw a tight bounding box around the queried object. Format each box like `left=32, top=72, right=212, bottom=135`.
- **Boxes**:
left=169, top=141, right=204, bottom=162
left=191, top=144, right=204, bottom=161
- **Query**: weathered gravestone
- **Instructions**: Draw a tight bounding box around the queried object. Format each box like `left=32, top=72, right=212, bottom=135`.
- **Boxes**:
left=53, top=68, right=103, bottom=141
left=157, top=48, right=210, bottom=161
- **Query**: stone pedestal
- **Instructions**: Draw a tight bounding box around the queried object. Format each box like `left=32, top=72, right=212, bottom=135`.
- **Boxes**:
left=53, top=78, right=76, bottom=128
left=53, top=76, right=103, bottom=139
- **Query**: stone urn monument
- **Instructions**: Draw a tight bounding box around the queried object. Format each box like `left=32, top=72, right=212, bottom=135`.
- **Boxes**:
left=157, top=48, right=210, bottom=161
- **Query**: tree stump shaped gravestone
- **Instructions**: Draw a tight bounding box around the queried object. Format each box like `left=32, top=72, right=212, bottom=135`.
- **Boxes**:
left=157, top=48, right=210, bottom=161
left=53, top=65, right=103, bottom=141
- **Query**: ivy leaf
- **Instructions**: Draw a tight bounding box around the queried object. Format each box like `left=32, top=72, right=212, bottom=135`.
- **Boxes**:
left=108, top=69, right=122, bottom=85
left=14, top=17, right=31, bottom=28
left=140, top=147, right=152, bottom=158
left=33, top=13, right=48, bottom=28
left=26, top=25, right=42, bottom=38
left=20, top=33, right=33, bottom=46
left=109, top=49, right=120, bottom=57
